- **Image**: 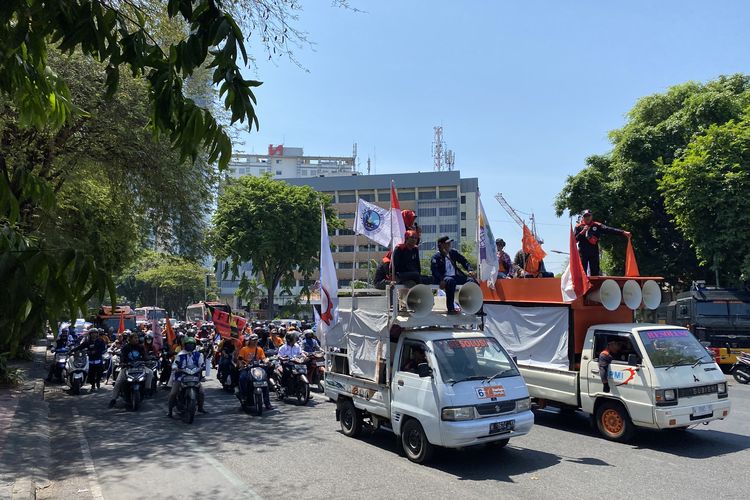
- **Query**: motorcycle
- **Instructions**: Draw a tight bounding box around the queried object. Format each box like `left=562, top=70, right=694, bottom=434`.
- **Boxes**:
left=65, top=349, right=89, bottom=394
left=101, top=350, right=112, bottom=383
left=732, top=352, right=750, bottom=384
left=108, top=347, right=121, bottom=384
left=237, top=360, right=269, bottom=415
left=217, top=352, right=238, bottom=393
left=305, top=350, right=326, bottom=393
left=159, top=347, right=173, bottom=386
left=50, top=347, right=69, bottom=383
left=144, top=357, right=159, bottom=396
left=175, top=366, right=203, bottom=424
left=120, top=361, right=147, bottom=411
left=276, top=354, right=310, bottom=405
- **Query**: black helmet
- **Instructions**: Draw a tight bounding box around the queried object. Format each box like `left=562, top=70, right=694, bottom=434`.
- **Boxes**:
left=285, top=332, right=296, bottom=345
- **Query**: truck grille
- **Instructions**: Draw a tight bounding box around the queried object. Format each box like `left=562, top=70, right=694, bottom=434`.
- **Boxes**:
left=475, top=401, right=515, bottom=416
left=677, top=384, right=718, bottom=398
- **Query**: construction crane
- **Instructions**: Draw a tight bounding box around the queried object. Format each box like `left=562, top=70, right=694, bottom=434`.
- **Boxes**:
left=495, top=193, right=526, bottom=229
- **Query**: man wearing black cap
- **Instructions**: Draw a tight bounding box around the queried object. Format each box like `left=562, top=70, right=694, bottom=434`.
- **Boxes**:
left=431, top=236, right=476, bottom=315
left=495, top=238, right=513, bottom=279
left=575, top=209, right=630, bottom=276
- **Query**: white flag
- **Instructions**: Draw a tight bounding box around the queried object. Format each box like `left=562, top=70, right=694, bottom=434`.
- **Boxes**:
left=477, top=192, right=498, bottom=288
left=319, top=205, right=339, bottom=342
left=354, top=198, right=393, bottom=248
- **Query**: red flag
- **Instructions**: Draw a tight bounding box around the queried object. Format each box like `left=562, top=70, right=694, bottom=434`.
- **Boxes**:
left=561, top=224, right=591, bottom=301
left=117, top=309, right=125, bottom=334
left=212, top=307, right=247, bottom=339
left=625, top=236, right=640, bottom=277
left=164, top=315, right=176, bottom=348
left=390, top=181, right=405, bottom=247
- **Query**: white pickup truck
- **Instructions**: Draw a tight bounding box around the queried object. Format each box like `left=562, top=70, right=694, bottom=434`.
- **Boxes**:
left=324, top=285, right=534, bottom=463
left=503, top=322, right=731, bottom=441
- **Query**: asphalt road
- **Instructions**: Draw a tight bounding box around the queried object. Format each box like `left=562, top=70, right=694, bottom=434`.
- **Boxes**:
left=39, top=369, right=750, bottom=500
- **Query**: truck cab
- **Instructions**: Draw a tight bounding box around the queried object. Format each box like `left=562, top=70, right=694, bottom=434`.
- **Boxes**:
left=325, top=285, right=533, bottom=463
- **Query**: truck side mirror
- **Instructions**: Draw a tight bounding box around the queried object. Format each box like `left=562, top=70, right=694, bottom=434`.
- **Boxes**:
left=512, top=355, right=518, bottom=364
left=627, top=354, right=639, bottom=366
left=417, top=362, right=433, bottom=378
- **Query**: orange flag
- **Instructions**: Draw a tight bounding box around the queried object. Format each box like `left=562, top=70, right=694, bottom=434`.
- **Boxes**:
left=625, top=236, right=640, bottom=277
left=117, top=309, right=125, bottom=334
left=165, top=315, right=177, bottom=348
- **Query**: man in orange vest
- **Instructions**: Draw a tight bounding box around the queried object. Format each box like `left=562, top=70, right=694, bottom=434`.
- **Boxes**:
left=495, top=239, right=513, bottom=279
left=575, top=209, right=630, bottom=276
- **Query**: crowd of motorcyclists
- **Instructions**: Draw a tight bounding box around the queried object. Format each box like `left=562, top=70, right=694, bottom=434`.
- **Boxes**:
left=46, top=318, right=325, bottom=422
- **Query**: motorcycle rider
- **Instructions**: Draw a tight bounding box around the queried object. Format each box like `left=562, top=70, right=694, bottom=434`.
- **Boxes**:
left=71, top=329, right=107, bottom=391
left=46, top=328, right=71, bottom=382
left=217, top=333, right=238, bottom=385
left=278, top=332, right=304, bottom=390
left=144, top=332, right=159, bottom=357
left=167, top=336, right=207, bottom=417
left=301, top=329, right=321, bottom=353
left=109, top=332, right=153, bottom=408
left=237, top=334, right=272, bottom=410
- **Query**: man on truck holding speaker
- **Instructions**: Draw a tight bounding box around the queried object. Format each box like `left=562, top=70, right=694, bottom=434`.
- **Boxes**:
left=575, top=209, right=631, bottom=276
left=431, top=236, right=476, bottom=315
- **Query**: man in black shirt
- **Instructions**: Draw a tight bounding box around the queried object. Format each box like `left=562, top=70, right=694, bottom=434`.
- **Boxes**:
left=393, top=230, right=422, bottom=286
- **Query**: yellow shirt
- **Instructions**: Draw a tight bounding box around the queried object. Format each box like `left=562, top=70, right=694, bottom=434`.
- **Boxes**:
left=238, top=346, right=265, bottom=364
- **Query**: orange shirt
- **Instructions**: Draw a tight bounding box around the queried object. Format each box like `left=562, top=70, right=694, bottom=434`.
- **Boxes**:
left=271, top=336, right=283, bottom=347
left=238, top=346, right=265, bottom=364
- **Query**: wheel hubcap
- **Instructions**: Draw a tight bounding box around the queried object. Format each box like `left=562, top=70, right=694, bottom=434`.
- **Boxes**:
left=343, top=410, right=353, bottom=430
left=602, top=408, right=624, bottom=435
left=407, top=430, right=421, bottom=453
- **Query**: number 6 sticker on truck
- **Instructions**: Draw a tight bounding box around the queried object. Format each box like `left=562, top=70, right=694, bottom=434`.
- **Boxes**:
left=476, top=385, right=506, bottom=399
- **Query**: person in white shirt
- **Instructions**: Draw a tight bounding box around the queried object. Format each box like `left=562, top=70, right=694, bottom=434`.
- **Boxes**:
left=278, top=333, right=303, bottom=359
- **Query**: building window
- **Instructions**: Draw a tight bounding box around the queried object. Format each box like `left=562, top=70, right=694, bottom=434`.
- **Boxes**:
left=421, top=241, right=437, bottom=251
left=276, top=159, right=282, bottom=164
left=340, top=279, right=351, bottom=287
left=378, top=245, right=389, bottom=252
left=418, top=189, right=436, bottom=200
left=399, top=190, right=415, bottom=201
left=420, top=224, right=437, bottom=233
left=461, top=228, right=467, bottom=237
left=440, top=224, right=458, bottom=233
left=337, top=245, right=354, bottom=252
left=358, top=191, right=375, bottom=202
left=439, top=189, right=457, bottom=199
left=339, top=212, right=355, bottom=219
left=439, top=207, right=457, bottom=217
left=338, top=192, right=356, bottom=203
left=338, top=262, right=353, bottom=269
left=358, top=244, right=375, bottom=252
left=358, top=261, right=370, bottom=269
left=338, top=228, right=355, bottom=236
left=461, top=195, right=466, bottom=204
left=417, top=207, right=437, bottom=218
left=275, top=170, right=282, bottom=175
left=378, top=190, right=390, bottom=202
left=460, top=211, right=466, bottom=221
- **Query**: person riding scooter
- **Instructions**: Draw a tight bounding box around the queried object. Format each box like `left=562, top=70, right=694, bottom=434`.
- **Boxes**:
left=300, top=329, right=321, bottom=354
left=237, top=334, right=272, bottom=410
left=278, top=332, right=304, bottom=390
left=168, top=337, right=207, bottom=417
left=72, top=329, right=107, bottom=391
left=109, top=332, right=153, bottom=408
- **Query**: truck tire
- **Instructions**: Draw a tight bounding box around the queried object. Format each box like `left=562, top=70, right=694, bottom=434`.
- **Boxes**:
left=401, top=419, right=434, bottom=464
left=488, top=438, right=510, bottom=449
left=339, top=399, right=362, bottom=438
left=595, top=400, right=634, bottom=442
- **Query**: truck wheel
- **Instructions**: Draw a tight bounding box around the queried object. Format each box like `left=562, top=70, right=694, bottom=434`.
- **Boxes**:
left=488, top=438, right=510, bottom=449
left=595, top=401, right=634, bottom=442
left=401, top=419, right=434, bottom=464
left=339, top=399, right=362, bottom=438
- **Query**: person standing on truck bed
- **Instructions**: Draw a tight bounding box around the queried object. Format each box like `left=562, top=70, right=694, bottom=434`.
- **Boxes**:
left=598, top=339, right=624, bottom=393
left=393, top=230, right=425, bottom=286
left=575, top=209, right=630, bottom=276
left=431, top=236, right=477, bottom=315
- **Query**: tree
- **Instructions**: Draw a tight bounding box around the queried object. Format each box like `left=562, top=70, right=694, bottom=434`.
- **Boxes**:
left=659, top=118, right=750, bottom=284
left=210, top=175, right=339, bottom=317
left=555, top=75, right=750, bottom=285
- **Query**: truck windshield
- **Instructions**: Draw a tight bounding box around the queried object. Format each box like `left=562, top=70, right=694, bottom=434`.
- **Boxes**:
left=432, top=337, right=518, bottom=385
left=186, top=306, right=204, bottom=322
left=638, top=329, right=711, bottom=368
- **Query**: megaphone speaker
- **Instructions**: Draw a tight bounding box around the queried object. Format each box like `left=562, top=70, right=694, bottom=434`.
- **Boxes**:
left=457, top=282, right=483, bottom=315
left=622, top=280, right=643, bottom=310
left=405, top=285, right=435, bottom=318
left=589, top=279, right=622, bottom=311
left=641, top=280, right=662, bottom=310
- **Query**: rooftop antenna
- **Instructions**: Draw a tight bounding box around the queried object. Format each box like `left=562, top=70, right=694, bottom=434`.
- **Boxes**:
left=367, top=157, right=371, bottom=175
left=445, top=149, right=455, bottom=171
left=352, top=142, right=358, bottom=173
left=432, top=126, right=445, bottom=171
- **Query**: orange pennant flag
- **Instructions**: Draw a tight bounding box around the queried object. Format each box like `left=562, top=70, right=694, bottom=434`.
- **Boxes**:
left=165, top=315, right=177, bottom=348
left=625, top=236, right=640, bottom=277
left=117, top=309, right=125, bottom=334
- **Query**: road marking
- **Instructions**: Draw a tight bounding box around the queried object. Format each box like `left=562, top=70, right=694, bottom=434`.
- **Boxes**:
left=188, top=440, right=263, bottom=500
left=72, top=408, right=104, bottom=500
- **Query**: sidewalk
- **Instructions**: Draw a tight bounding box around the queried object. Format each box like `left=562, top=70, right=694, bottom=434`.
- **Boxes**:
left=0, top=341, right=51, bottom=500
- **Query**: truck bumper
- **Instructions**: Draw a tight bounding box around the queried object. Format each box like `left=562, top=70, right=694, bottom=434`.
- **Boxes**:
left=654, top=399, right=731, bottom=429
left=440, top=410, right=534, bottom=448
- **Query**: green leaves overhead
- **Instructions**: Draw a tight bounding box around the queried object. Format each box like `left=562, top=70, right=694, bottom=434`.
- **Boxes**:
left=0, top=0, right=261, bottom=169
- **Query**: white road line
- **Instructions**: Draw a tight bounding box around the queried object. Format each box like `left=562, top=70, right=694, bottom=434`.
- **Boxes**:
left=72, top=408, right=105, bottom=500
left=188, top=440, right=263, bottom=500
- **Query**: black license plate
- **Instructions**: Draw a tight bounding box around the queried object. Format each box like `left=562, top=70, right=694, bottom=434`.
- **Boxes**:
left=490, top=420, right=515, bottom=435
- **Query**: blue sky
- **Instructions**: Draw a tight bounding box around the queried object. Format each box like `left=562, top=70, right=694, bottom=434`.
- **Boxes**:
left=237, top=1, right=750, bottom=273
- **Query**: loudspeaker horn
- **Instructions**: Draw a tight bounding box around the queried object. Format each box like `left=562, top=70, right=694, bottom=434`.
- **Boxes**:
left=622, top=280, right=643, bottom=310
left=404, top=284, right=434, bottom=318
left=457, top=282, right=484, bottom=315
left=588, top=279, right=622, bottom=311
left=641, top=280, right=662, bottom=310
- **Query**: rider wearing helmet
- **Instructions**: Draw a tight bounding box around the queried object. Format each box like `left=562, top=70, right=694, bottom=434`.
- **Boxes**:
left=237, top=333, right=272, bottom=410
left=168, top=336, right=207, bottom=417
left=109, top=332, right=152, bottom=408
left=278, top=332, right=303, bottom=391
left=144, top=332, right=158, bottom=357
left=301, top=329, right=321, bottom=354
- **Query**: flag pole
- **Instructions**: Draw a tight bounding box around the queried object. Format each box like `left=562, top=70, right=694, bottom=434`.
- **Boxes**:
left=476, top=189, right=481, bottom=281
left=351, top=231, right=358, bottom=296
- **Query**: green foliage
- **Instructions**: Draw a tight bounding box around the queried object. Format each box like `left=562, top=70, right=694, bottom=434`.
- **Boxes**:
left=236, top=274, right=262, bottom=309
left=556, top=75, right=750, bottom=285
left=658, top=117, right=750, bottom=282
left=0, top=353, right=24, bottom=386
left=210, top=175, right=339, bottom=316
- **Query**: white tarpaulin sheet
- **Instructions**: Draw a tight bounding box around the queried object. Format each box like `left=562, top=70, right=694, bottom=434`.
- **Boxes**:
left=346, top=334, right=382, bottom=381
left=484, top=304, right=570, bottom=371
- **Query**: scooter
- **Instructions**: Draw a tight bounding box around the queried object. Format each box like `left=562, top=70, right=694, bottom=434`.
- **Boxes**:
left=237, top=360, right=269, bottom=416
left=276, top=354, right=310, bottom=405
left=144, top=357, right=159, bottom=396
left=732, top=352, right=750, bottom=384
left=305, top=350, right=326, bottom=393
left=120, top=362, right=147, bottom=411
left=217, top=352, right=238, bottom=393
left=159, top=347, right=173, bottom=386
left=108, top=347, right=121, bottom=384
left=49, top=347, right=69, bottom=383
left=175, top=366, right=203, bottom=424
left=65, top=349, right=89, bottom=395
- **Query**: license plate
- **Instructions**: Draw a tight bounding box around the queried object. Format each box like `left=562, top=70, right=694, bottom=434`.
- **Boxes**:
left=73, top=373, right=83, bottom=379
left=255, top=382, right=268, bottom=387
left=476, top=385, right=506, bottom=399
left=692, top=404, right=712, bottom=417
left=182, top=376, right=199, bottom=382
left=490, top=420, right=514, bottom=435
left=316, top=361, right=325, bottom=367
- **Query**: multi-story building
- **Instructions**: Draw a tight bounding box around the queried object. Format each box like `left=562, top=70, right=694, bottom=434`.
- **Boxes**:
left=216, top=145, right=479, bottom=310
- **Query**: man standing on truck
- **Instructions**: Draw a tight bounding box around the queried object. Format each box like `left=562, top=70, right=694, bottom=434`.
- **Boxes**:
left=431, top=236, right=476, bottom=315
left=575, top=209, right=631, bottom=276
left=393, top=230, right=423, bottom=286
left=598, top=339, right=624, bottom=393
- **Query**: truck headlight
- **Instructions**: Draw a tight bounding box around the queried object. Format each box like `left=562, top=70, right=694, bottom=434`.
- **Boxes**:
left=515, top=398, right=531, bottom=412
left=441, top=406, right=475, bottom=421
left=718, top=382, right=727, bottom=395
left=655, top=388, right=678, bottom=405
